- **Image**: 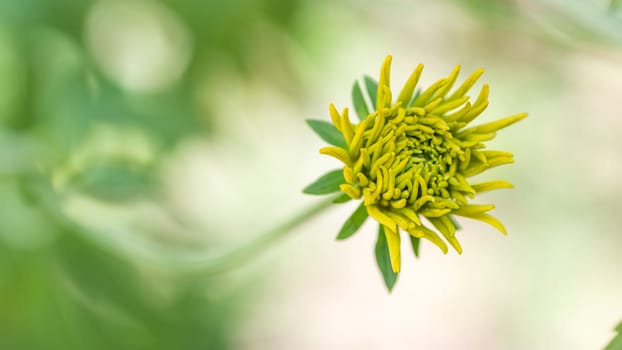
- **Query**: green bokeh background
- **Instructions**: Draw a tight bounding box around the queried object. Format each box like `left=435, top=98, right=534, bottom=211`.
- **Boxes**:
left=1, top=0, right=621, bottom=349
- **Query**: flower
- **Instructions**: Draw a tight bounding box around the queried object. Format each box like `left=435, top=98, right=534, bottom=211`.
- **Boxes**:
left=306, top=55, right=526, bottom=284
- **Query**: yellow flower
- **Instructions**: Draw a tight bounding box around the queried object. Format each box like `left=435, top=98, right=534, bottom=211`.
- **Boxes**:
left=306, top=55, right=526, bottom=287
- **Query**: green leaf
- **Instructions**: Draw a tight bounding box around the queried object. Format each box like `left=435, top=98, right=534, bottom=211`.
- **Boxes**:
left=375, top=224, right=398, bottom=291
left=332, top=193, right=351, bottom=204
left=70, top=162, right=155, bottom=202
left=448, top=215, right=461, bottom=231
left=302, top=169, right=344, bottom=195
left=409, top=88, right=422, bottom=107
left=305, top=119, right=347, bottom=148
left=363, top=75, right=378, bottom=110
left=351, top=80, right=370, bottom=121
left=336, top=202, right=368, bottom=240
left=605, top=325, right=622, bottom=350
left=409, top=235, right=421, bottom=258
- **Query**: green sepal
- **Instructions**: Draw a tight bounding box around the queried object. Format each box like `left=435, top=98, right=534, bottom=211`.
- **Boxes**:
left=409, top=235, right=420, bottom=258
left=305, top=119, right=347, bottom=149
left=363, top=76, right=378, bottom=110
left=375, top=224, right=398, bottom=292
left=448, top=215, right=461, bottom=231
left=408, top=88, right=422, bottom=107
left=336, top=202, right=368, bottom=240
left=332, top=193, right=351, bottom=204
left=351, top=80, right=370, bottom=121
left=605, top=323, right=622, bottom=350
left=302, top=169, right=345, bottom=195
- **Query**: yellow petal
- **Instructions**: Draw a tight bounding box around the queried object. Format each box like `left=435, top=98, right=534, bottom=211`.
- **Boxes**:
left=329, top=103, right=342, bottom=131
left=460, top=113, right=527, bottom=135
left=452, top=212, right=507, bottom=235
left=343, top=166, right=356, bottom=184
left=413, top=195, right=435, bottom=211
left=420, top=208, right=451, bottom=217
left=397, top=64, right=423, bottom=106
left=397, top=207, right=421, bottom=226
left=452, top=204, right=495, bottom=216
left=377, top=55, right=393, bottom=109
left=423, top=97, right=443, bottom=112
left=411, top=78, right=448, bottom=107
left=356, top=173, right=369, bottom=186
left=431, top=65, right=460, bottom=100
left=471, top=181, right=514, bottom=193
left=459, top=84, right=489, bottom=123
left=339, top=184, right=361, bottom=199
left=340, top=107, right=354, bottom=144
left=383, top=225, right=401, bottom=273
left=446, top=68, right=484, bottom=101
left=348, top=119, right=368, bottom=158
left=390, top=198, right=407, bottom=209
left=368, top=205, right=397, bottom=232
left=379, top=85, right=393, bottom=110
left=319, top=146, right=351, bottom=165
left=409, top=225, right=448, bottom=254
left=385, top=210, right=411, bottom=231
left=431, top=96, right=469, bottom=115
left=428, top=217, right=462, bottom=254
left=462, top=156, right=514, bottom=177
left=444, top=102, right=471, bottom=122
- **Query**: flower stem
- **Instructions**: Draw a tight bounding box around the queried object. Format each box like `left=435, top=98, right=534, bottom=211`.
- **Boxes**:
left=30, top=173, right=340, bottom=276
left=174, top=195, right=340, bottom=276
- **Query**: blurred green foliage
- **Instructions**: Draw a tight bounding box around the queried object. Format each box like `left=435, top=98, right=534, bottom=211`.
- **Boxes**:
left=605, top=322, right=622, bottom=350
left=0, top=0, right=306, bottom=348
left=458, top=0, right=622, bottom=46
left=1, top=0, right=621, bottom=348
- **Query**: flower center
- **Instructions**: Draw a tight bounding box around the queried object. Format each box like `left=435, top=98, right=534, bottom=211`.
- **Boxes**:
left=343, top=104, right=473, bottom=215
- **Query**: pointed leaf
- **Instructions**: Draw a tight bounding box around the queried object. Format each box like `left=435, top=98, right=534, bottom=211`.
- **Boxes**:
left=448, top=215, right=461, bottom=231
left=305, top=119, right=347, bottom=148
left=332, top=193, right=352, bottom=203
left=363, top=75, right=378, bottom=110
left=336, top=202, right=368, bottom=240
left=409, top=235, right=420, bottom=258
left=605, top=323, right=622, bottom=350
left=351, top=81, right=370, bottom=121
left=302, top=169, right=344, bottom=195
left=375, top=224, right=398, bottom=291
left=408, top=88, right=422, bottom=107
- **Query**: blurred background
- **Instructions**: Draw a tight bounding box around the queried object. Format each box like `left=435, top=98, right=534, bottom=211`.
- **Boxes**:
left=1, top=0, right=621, bottom=349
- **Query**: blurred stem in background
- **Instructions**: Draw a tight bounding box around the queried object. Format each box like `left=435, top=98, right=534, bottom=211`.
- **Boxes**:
left=24, top=172, right=338, bottom=276
left=173, top=195, right=338, bottom=276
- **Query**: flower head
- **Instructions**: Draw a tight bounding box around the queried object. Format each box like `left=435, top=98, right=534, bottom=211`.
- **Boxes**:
left=305, top=55, right=526, bottom=289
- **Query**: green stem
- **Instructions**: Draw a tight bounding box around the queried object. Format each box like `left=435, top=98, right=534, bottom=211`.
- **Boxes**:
left=31, top=173, right=340, bottom=276
left=168, top=195, right=340, bottom=275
